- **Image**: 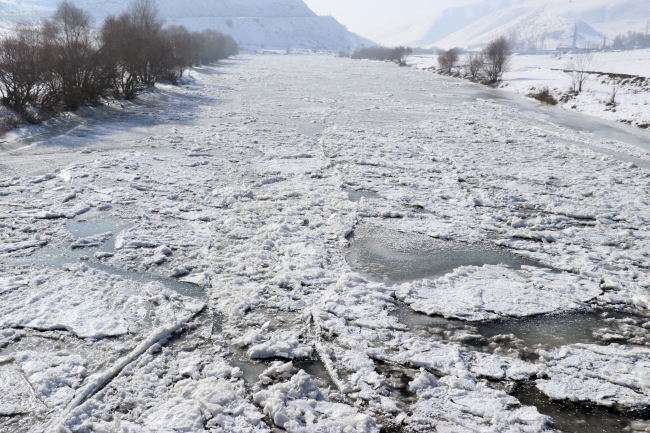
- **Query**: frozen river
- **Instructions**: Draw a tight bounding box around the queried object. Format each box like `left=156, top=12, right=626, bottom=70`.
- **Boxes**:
left=2, top=55, right=650, bottom=432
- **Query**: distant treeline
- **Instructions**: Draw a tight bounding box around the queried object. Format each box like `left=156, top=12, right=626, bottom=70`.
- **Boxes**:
left=350, top=46, right=413, bottom=66
left=612, top=31, right=650, bottom=50
left=0, top=0, right=238, bottom=124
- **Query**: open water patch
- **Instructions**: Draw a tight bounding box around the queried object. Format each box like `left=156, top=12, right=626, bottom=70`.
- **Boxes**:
left=391, top=303, right=650, bottom=350
left=513, top=383, right=650, bottom=433
left=347, top=225, right=544, bottom=285
left=3, top=217, right=205, bottom=298
left=229, top=354, right=335, bottom=390
left=476, top=309, right=650, bottom=348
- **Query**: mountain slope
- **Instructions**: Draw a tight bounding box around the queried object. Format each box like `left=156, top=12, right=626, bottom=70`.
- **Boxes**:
left=435, top=4, right=603, bottom=50
left=0, top=0, right=373, bottom=51
left=377, top=0, right=517, bottom=47
left=381, top=0, right=649, bottom=49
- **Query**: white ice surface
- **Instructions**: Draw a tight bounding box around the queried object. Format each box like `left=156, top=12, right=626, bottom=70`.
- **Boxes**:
left=397, top=265, right=602, bottom=321
left=537, top=343, right=650, bottom=410
left=1, top=55, right=650, bottom=431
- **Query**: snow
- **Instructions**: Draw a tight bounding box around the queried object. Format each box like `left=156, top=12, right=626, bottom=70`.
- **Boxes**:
left=502, top=51, right=650, bottom=128
left=408, top=370, right=552, bottom=432
left=252, top=364, right=377, bottom=432
left=436, top=4, right=602, bottom=51
left=409, top=50, right=650, bottom=131
left=396, top=265, right=602, bottom=321
left=0, top=0, right=372, bottom=51
left=537, top=343, right=650, bottom=409
left=2, top=54, right=650, bottom=431
left=378, top=0, right=650, bottom=49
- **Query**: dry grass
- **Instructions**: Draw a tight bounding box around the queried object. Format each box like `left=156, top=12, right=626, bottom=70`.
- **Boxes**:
left=528, top=87, right=558, bottom=106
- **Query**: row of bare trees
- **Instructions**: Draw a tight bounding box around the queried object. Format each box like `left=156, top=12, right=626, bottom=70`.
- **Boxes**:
left=350, top=46, right=413, bottom=66
left=0, top=0, right=238, bottom=123
left=438, top=37, right=512, bottom=83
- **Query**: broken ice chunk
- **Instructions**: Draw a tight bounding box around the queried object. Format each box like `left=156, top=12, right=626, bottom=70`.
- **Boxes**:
left=70, top=232, right=113, bottom=249
left=170, top=267, right=189, bottom=277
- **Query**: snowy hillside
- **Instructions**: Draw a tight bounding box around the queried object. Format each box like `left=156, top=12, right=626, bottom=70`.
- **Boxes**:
left=0, top=0, right=372, bottom=51
left=437, top=4, right=603, bottom=51
left=380, top=0, right=650, bottom=50
left=377, top=0, right=508, bottom=48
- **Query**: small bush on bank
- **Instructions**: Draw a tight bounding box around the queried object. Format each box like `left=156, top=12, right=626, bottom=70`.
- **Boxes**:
left=528, top=87, right=558, bottom=105
left=467, top=52, right=484, bottom=80
left=0, top=106, right=21, bottom=133
left=438, top=48, right=460, bottom=74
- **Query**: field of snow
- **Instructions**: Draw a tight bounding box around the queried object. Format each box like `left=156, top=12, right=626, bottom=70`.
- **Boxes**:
left=410, top=49, right=650, bottom=129
left=2, top=55, right=650, bottom=432
left=0, top=0, right=371, bottom=51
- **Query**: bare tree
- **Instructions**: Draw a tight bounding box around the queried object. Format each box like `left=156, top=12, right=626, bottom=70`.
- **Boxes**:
left=438, top=48, right=459, bottom=74
left=394, top=46, right=413, bottom=66
left=0, top=0, right=238, bottom=132
left=101, top=14, right=142, bottom=99
left=123, top=0, right=170, bottom=87
left=165, top=25, right=199, bottom=82
left=482, top=37, right=511, bottom=83
left=42, top=1, right=114, bottom=110
left=102, top=0, right=170, bottom=95
left=0, top=28, right=47, bottom=118
left=467, top=52, right=484, bottom=79
left=566, top=50, right=596, bottom=92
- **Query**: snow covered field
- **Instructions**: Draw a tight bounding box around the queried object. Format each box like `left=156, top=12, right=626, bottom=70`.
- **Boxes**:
left=410, top=49, right=650, bottom=130
left=2, top=55, right=650, bottom=432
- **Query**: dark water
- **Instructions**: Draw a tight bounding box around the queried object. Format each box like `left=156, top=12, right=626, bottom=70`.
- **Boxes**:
left=230, top=355, right=335, bottom=390
left=346, top=225, right=545, bottom=285
left=513, top=383, right=650, bottom=433
left=392, top=303, right=649, bottom=348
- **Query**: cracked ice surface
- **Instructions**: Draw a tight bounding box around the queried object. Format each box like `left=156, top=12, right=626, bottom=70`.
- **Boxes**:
left=1, top=55, right=650, bottom=432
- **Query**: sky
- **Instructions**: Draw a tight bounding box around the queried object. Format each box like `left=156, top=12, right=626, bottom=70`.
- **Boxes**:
left=303, top=0, right=477, bottom=42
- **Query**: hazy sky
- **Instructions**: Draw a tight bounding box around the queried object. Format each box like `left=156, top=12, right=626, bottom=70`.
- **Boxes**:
left=303, top=0, right=477, bottom=42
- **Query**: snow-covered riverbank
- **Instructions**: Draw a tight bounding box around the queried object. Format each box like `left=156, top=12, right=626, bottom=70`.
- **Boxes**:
left=2, top=55, right=650, bottom=432
left=410, top=49, right=650, bottom=130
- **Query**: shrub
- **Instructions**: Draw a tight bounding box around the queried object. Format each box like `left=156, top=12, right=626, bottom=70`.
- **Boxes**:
left=0, top=28, right=48, bottom=118
left=42, top=1, right=115, bottom=111
left=102, top=1, right=237, bottom=96
left=528, top=87, right=558, bottom=105
left=165, top=25, right=199, bottom=82
left=467, top=52, right=484, bottom=80
left=438, top=48, right=460, bottom=74
left=196, top=30, right=238, bottom=64
left=0, top=106, right=22, bottom=133
left=351, top=46, right=412, bottom=65
left=0, top=0, right=238, bottom=130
